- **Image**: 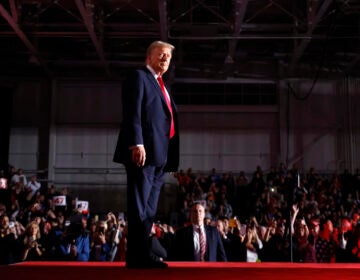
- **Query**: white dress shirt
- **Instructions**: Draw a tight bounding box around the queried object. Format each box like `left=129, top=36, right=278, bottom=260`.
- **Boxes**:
left=192, top=225, right=206, bottom=261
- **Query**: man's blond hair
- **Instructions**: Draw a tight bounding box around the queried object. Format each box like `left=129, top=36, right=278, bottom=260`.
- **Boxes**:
left=146, top=41, right=175, bottom=57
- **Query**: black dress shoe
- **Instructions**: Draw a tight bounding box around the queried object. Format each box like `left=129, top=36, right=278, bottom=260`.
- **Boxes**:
left=145, top=260, right=168, bottom=268
left=126, top=260, right=168, bottom=269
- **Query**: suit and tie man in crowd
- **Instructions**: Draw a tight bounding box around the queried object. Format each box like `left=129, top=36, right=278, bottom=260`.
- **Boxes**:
left=113, top=41, right=180, bottom=268
left=173, top=201, right=228, bottom=262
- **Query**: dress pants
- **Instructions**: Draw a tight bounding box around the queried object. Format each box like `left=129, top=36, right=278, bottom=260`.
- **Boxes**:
left=125, top=164, right=165, bottom=265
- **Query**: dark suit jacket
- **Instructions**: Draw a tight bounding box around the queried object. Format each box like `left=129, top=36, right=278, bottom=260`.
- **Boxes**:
left=113, top=67, right=179, bottom=172
left=172, top=225, right=227, bottom=262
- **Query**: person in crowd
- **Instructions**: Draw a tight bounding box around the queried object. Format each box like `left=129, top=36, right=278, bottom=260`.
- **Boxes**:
left=90, top=219, right=112, bottom=261
left=26, top=175, right=41, bottom=197
left=291, top=204, right=310, bottom=262
left=214, top=195, right=233, bottom=220
left=21, top=221, right=44, bottom=261
left=116, top=222, right=128, bottom=262
left=347, top=223, right=360, bottom=262
left=240, top=219, right=264, bottom=262
left=105, top=212, right=122, bottom=261
left=204, top=212, right=213, bottom=226
left=172, top=201, right=227, bottom=262
left=113, top=40, right=179, bottom=268
left=10, top=181, right=26, bottom=214
left=216, top=217, right=242, bottom=261
left=336, top=217, right=354, bottom=262
left=315, top=219, right=336, bottom=262
left=0, top=172, right=10, bottom=209
left=234, top=171, right=249, bottom=220
left=262, top=218, right=290, bottom=262
left=148, top=222, right=168, bottom=263
left=335, top=218, right=360, bottom=262
left=0, top=214, right=20, bottom=264
left=350, top=213, right=360, bottom=229
left=39, top=216, right=63, bottom=260
left=156, top=222, right=175, bottom=257
left=28, top=193, right=47, bottom=219
left=60, top=214, right=90, bottom=261
left=10, top=168, right=27, bottom=187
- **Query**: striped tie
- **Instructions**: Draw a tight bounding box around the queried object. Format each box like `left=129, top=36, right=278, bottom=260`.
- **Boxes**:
left=199, top=227, right=206, bottom=261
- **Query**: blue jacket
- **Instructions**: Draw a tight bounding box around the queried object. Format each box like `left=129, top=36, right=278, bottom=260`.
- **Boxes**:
left=173, top=225, right=228, bottom=262
left=60, top=232, right=90, bottom=261
left=113, top=68, right=179, bottom=172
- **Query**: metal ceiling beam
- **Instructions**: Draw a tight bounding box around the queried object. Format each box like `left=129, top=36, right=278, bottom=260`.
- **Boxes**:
left=158, top=0, right=168, bottom=41
left=0, top=3, right=51, bottom=75
left=0, top=1, right=357, bottom=79
left=221, top=0, right=249, bottom=78
left=227, top=0, right=249, bottom=63
left=194, top=0, right=231, bottom=24
left=9, top=0, right=18, bottom=23
left=74, top=0, right=110, bottom=76
left=289, top=0, right=333, bottom=73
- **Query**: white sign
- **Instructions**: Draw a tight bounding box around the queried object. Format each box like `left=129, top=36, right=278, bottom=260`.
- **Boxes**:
left=0, top=178, right=8, bottom=189
left=53, top=195, right=67, bottom=206
left=76, top=200, right=89, bottom=211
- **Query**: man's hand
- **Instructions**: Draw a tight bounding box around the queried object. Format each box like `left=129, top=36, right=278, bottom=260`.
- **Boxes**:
left=132, top=146, right=146, bottom=167
left=70, top=241, right=78, bottom=257
left=98, top=232, right=107, bottom=245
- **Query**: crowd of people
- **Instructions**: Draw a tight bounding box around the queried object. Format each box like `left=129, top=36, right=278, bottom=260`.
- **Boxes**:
left=173, top=165, right=360, bottom=263
left=1, top=163, right=360, bottom=264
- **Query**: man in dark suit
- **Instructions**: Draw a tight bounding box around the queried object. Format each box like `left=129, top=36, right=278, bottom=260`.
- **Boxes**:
left=172, top=201, right=227, bottom=262
left=113, top=41, right=179, bottom=268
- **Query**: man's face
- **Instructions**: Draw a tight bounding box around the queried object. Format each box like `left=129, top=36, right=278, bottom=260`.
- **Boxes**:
left=0, top=215, right=9, bottom=228
left=216, top=220, right=224, bottom=232
left=147, top=46, right=172, bottom=75
left=190, top=204, right=205, bottom=226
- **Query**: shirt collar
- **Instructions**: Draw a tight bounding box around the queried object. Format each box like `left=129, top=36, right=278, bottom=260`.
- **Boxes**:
left=146, top=65, right=160, bottom=79
left=193, top=224, right=205, bottom=231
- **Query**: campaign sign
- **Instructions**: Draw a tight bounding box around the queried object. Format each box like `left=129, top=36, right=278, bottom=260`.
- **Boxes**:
left=53, top=195, right=67, bottom=206
left=76, top=200, right=89, bottom=211
left=0, top=178, right=8, bottom=189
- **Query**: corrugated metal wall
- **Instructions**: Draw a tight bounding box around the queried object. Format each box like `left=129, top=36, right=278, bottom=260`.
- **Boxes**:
left=336, top=77, right=360, bottom=172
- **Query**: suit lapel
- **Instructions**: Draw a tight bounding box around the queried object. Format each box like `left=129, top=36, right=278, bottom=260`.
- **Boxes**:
left=144, top=68, right=168, bottom=102
left=204, top=225, right=210, bottom=260
left=187, top=226, right=196, bottom=255
left=143, top=67, right=176, bottom=115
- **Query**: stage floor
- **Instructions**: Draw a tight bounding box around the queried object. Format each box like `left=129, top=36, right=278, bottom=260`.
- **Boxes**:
left=2, top=262, right=360, bottom=280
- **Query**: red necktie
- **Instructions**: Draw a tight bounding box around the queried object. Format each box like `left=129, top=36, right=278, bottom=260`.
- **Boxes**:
left=157, top=76, right=175, bottom=138
left=198, top=227, right=206, bottom=261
